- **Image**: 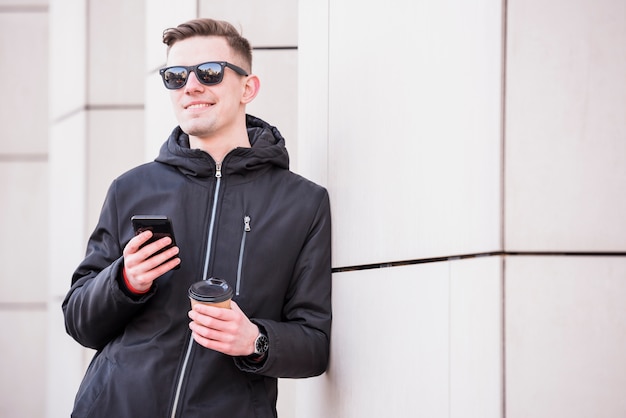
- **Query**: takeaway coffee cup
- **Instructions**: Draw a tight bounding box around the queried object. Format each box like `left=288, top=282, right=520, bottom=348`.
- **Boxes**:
left=188, top=278, right=233, bottom=309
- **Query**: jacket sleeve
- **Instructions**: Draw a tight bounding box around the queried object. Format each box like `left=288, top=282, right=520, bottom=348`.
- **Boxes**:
left=61, top=180, right=154, bottom=350
left=236, top=189, right=332, bottom=378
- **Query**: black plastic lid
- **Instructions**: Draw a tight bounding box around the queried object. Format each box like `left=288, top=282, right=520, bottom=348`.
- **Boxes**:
left=188, top=278, right=233, bottom=303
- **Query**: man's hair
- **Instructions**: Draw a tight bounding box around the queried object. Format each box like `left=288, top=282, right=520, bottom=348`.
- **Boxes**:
left=162, top=18, right=252, bottom=71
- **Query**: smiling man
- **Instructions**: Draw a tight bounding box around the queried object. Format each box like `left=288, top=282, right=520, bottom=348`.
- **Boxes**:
left=62, top=18, right=332, bottom=418
left=163, top=34, right=257, bottom=162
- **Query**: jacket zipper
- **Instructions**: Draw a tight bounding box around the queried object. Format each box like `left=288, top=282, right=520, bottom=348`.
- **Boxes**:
left=170, top=161, right=223, bottom=418
left=236, top=215, right=251, bottom=295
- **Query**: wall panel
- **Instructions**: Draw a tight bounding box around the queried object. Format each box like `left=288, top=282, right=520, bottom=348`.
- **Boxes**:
left=0, top=12, right=48, bottom=153
left=297, top=0, right=329, bottom=186
left=0, top=311, right=47, bottom=417
left=86, top=109, right=146, bottom=231
left=326, top=0, right=503, bottom=267
left=296, top=256, right=503, bottom=418
left=0, top=162, right=49, bottom=302
left=247, top=49, right=299, bottom=169
left=48, top=112, right=87, bottom=297
left=324, top=263, right=450, bottom=417
left=145, top=0, right=196, bottom=71
left=48, top=0, right=86, bottom=120
left=0, top=6, right=50, bottom=418
left=450, top=256, right=502, bottom=418
left=88, top=0, right=145, bottom=105
left=506, top=256, right=626, bottom=418
left=505, top=0, right=626, bottom=251
left=199, top=0, right=297, bottom=47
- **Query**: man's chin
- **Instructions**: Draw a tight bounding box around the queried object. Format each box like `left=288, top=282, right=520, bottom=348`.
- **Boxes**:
left=180, top=122, right=214, bottom=138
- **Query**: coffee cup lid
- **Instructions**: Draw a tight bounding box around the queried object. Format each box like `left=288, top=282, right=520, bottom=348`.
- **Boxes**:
left=188, top=278, right=233, bottom=303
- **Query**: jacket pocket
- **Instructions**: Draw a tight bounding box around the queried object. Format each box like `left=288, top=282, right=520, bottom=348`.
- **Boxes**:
left=71, top=355, right=116, bottom=418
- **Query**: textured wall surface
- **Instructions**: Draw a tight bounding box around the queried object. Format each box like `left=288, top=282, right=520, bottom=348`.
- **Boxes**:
left=0, top=0, right=623, bottom=416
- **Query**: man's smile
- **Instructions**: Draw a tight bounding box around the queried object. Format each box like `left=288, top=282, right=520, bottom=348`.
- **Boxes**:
left=184, top=102, right=213, bottom=110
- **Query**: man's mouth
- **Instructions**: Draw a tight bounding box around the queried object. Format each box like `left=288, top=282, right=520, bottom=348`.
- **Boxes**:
left=185, top=103, right=212, bottom=110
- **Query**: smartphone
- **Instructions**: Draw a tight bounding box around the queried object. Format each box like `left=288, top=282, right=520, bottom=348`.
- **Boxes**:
left=131, top=215, right=180, bottom=269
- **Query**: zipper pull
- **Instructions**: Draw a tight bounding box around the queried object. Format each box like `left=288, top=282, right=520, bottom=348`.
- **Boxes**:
left=215, top=162, right=222, bottom=178
left=244, top=216, right=251, bottom=232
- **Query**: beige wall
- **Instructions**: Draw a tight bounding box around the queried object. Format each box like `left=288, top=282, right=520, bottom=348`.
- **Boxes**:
left=504, top=1, right=626, bottom=416
left=0, top=2, right=49, bottom=417
left=0, top=0, right=624, bottom=416
left=298, top=1, right=504, bottom=416
left=297, top=0, right=626, bottom=417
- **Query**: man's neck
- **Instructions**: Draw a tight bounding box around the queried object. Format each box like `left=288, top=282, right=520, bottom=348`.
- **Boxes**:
left=189, top=129, right=250, bottom=163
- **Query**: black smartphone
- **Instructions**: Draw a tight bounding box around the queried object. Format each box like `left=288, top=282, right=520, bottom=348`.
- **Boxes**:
left=131, top=215, right=180, bottom=269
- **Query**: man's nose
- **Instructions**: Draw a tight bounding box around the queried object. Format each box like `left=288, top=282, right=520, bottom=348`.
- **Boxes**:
left=184, top=71, right=204, bottom=91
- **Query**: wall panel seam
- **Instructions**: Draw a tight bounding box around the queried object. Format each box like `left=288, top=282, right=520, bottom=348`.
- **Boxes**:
left=0, top=154, right=48, bottom=162
left=0, top=302, right=47, bottom=311
left=0, top=6, right=48, bottom=13
left=332, top=251, right=626, bottom=273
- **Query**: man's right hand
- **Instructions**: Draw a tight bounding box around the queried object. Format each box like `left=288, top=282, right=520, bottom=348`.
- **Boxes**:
left=122, top=231, right=181, bottom=293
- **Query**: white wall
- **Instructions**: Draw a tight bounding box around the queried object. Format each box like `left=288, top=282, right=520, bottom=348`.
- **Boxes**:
left=0, top=2, right=49, bottom=417
left=297, top=0, right=626, bottom=417
left=0, top=0, right=623, bottom=416
left=298, top=0, right=504, bottom=416
left=504, top=0, right=626, bottom=416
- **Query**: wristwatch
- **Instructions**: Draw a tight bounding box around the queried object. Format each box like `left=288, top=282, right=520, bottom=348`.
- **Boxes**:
left=251, top=331, right=269, bottom=359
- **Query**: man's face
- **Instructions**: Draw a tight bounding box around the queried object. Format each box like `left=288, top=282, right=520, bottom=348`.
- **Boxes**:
left=166, top=36, right=248, bottom=141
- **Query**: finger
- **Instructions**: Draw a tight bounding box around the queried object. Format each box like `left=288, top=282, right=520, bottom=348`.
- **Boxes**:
left=144, top=254, right=181, bottom=277
left=190, top=327, right=228, bottom=352
left=189, top=324, right=214, bottom=347
left=189, top=305, right=228, bottom=326
left=125, top=246, right=180, bottom=287
left=229, top=300, right=243, bottom=314
left=137, top=236, right=173, bottom=260
left=189, top=322, right=235, bottom=352
left=189, top=320, right=221, bottom=339
left=124, top=230, right=153, bottom=256
left=190, top=312, right=240, bottom=342
left=191, top=303, right=234, bottom=322
left=140, top=244, right=179, bottom=271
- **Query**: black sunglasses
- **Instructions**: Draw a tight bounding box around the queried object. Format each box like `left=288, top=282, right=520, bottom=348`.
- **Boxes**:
left=159, top=61, right=249, bottom=90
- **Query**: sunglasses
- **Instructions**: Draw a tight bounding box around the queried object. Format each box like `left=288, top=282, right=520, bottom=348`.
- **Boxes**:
left=159, top=61, right=249, bottom=90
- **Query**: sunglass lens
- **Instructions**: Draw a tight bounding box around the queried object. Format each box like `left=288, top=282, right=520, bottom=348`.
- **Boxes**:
left=196, top=62, right=223, bottom=85
left=163, top=67, right=188, bottom=89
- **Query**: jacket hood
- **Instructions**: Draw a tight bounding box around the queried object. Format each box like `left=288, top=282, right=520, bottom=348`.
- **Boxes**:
left=155, top=114, right=290, bottom=178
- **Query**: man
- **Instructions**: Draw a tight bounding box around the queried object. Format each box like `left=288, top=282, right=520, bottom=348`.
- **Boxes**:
left=62, top=18, right=331, bottom=418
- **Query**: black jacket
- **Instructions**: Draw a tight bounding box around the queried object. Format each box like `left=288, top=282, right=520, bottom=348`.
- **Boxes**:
left=62, top=115, right=332, bottom=418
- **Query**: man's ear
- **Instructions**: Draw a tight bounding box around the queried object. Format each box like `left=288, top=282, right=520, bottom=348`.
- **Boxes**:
left=241, top=74, right=260, bottom=104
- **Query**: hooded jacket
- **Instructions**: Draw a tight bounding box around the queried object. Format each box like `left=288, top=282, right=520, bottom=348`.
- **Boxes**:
left=62, top=115, right=332, bottom=418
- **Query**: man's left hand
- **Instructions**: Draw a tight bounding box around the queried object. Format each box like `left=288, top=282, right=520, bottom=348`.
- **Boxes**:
left=188, top=301, right=259, bottom=356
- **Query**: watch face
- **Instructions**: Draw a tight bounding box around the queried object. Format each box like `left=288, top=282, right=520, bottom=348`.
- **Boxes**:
left=255, top=334, right=269, bottom=354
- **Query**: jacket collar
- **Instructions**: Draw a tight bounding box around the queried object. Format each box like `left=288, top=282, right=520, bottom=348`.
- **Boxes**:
left=155, top=114, right=290, bottom=178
